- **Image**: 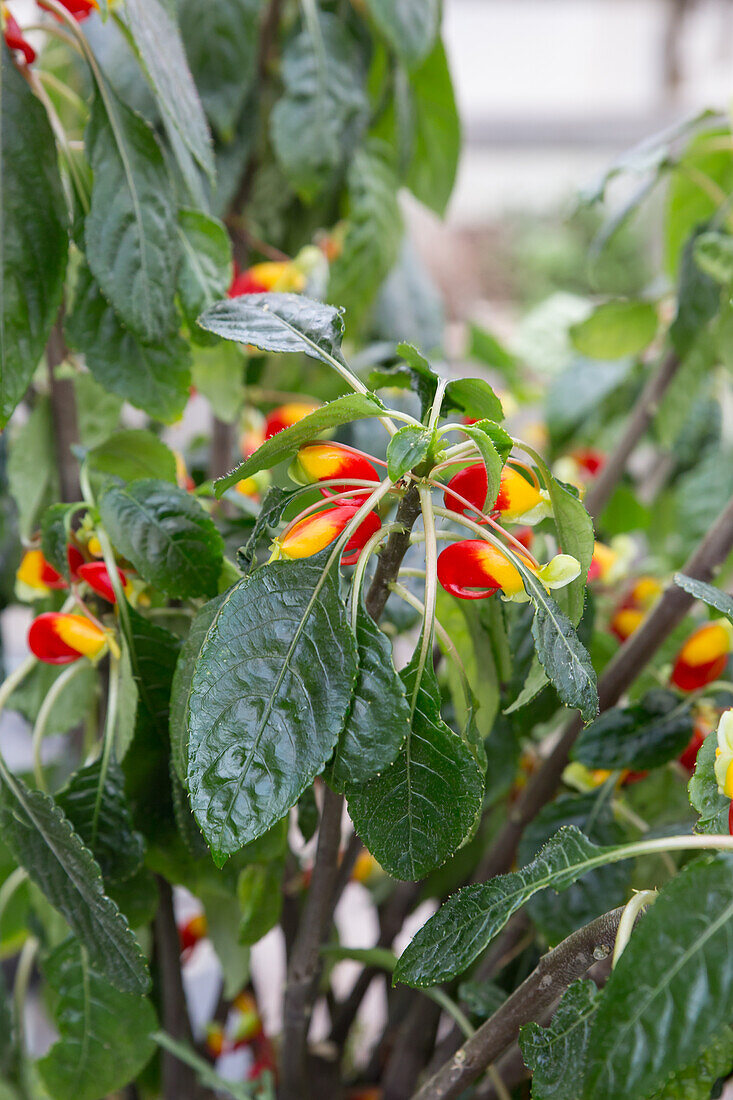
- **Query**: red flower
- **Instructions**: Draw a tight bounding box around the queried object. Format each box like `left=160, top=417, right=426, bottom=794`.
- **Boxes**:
left=28, top=612, right=108, bottom=665
left=569, top=448, right=605, bottom=477
left=278, top=504, right=381, bottom=567
left=444, top=464, right=544, bottom=521
left=39, top=0, right=98, bottom=22
left=670, top=622, right=732, bottom=692
left=291, top=442, right=380, bottom=498
left=77, top=561, right=126, bottom=604
left=437, top=540, right=526, bottom=600
left=3, top=8, right=35, bottom=63
left=264, top=402, right=319, bottom=439
left=229, top=266, right=268, bottom=297
left=179, top=912, right=208, bottom=953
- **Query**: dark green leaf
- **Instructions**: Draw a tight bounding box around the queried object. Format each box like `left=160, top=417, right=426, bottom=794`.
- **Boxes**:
left=65, top=267, right=191, bottom=423
left=584, top=853, right=733, bottom=1100
left=84, top=92, right=179, bottom=342
left=41, top=503, right=81, bottom=581
left=403, top=40, right=460, bottom=215
left=647, top=1027, right=733, bottom=1100
left=573, top=690, right=693, bottom=771
left=694, top=230, right=733, bottom=284
left=270, top=12, right=367, bottom=200
left=100, top=479, right=223, bottom=598
left=86, top=428, right=178, bottom=487
left=177, top=209, right=232, bottom=334
left=395, top=826, right=614, bottom=987
left=296, top=786, right=319, bottom=842
left=673, top=573, right=733, bottom=624
left=670, top=227, right=721, bottom=357
left=236, top=487, right=299, bottom=572
left=569, top=300, right=658, bottom=360
left=237, top=862, right=283, bottom=945
left=519, top=980, right=598, bottom=1100
left=187, top=554, right=358, bottom=860
left=386, top=424, right=434, bottom=480
left=364, top=0, right=438, bottom=68
left=170, top=595, right=226, bottom=784
left=56, top=757, right=144, bottom=884
left=457, top=422, right=504, bottom=510
left=328, top=596, right=410, bottom=790
left=215, top=393, right=386, bottom=494
left=347, top=648, right=484, bottom=880
left=458, top=980, right=507, bottom=1021
left=0, top=774, right=149, bottom=993
left=0, top=43, right=68, bottom=427
left=124, top=0, right=214, bottom=181
left=688, top=732, right=729, bottom=834
left=38, top=938, right=156, bottom=1100
left=523, top=577, right=598, bottom=721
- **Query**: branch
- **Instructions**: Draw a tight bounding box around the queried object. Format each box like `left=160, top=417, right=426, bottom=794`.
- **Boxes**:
left=584, top=351, right=680, bottom=520
left=47, top=318, right=81, bottom=503
left=475, top=491, right=733, bottom=883
left=281, top=484, right=424, bottom=1098
left=411, top=906, right=626, bottom=1100
left=208, top=417, right=234, bottom=481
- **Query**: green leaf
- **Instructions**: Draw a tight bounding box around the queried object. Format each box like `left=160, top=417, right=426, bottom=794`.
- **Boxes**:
left=347, top=648, right=484, bottom=881
left=670, top=227, right=721, bottom=357
left=469, top=323, right=518, bottom=377
left=8, top=663, right=98, bottom=740
left=297, top=786, right=319, bottom=841
left=270, top=12, right=367, bottom=200
left=693, top=230, right=733, bottom=284
left=190, top=342, right=244, bottom=422
left=456, top=422, right=504, bottom=510
left=215, top=393, right=386, bottom=494
left=458, top=979, right=507, bottom=1021
left=546, top=358, right=631, bottom=446
left=123, top=0, right=214, bottom=182
left=673, top=573, right=733, bottom=624
left=504, top=657, right=549, bottom=715
left=115, top=639, right=138, bottom=761
left=38, top=938, right=156, bottom=1100
left=445, top=378, right=504, bottom=423
left=364, top=0, right=438, bottom=68
left=8, top=398, right=58, bottom=540
left=65, top=266, right=191, bottom=424
left=403, top=40, right=460, bottom=216
left=328, top=139, right=403, bottom=319
left=187, top=554, right=358, bottom=860
left=177, top=209, right=232, bottom=334
left=688, top=732, right=729, bottom=835
left=73, top=373, right=122, bottom=448
left=236, top=487, right=299, bottom=572
left=178, top=0, right=262, bottom=142
left=573, top=690, right=693, bottom=771
left=41, top=503, right=81, bottom=581
left=394, top=825, right=613, bottom=987
left=328, top=596, right=410, bottom=790
left=237, top=862, right=283, bottom=945
left=647, top=1027, right=733, bottom=1100
left=664, top=128, right=733, bottom=274
left=0, top=774, right=149, bottom=993
left=519, top=980, right=598, bottom=1100
left=583, top=853, right=733, bottom=1100
left=0, top=42, right=68, bottom=427
left=99, top=479, right=224, bottom=598
left=529, top=452, right=593, bottom=626
left=170, top=595, right=226, bottom=784
left=386, top=424, right=435, bottom=480
left=199, top=291, right=345, bottom=368
left=56, top=757, right=145, bottom=884
left=85, top=429, right=178, bottom=488
left=569, top=300, right=658, bottom=360
left=84, top=91, right=179, bottom=342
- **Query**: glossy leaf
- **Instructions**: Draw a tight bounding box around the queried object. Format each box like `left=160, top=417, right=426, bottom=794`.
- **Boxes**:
left=523, top=575, right=598, bottom=722
left=688, top=732, right=729, bottom=835
left=584, top=853, right=733, bottom=1100
left=85, top=429, right=178, bottom=488
left=66, top=266, right=191, bottom=423
left=573, top=690, right=693, bottom=771
left=0, top=775, right=149, bottom=993
left=99, top=479, right=223, bottom=598
left=386, top=425, right=435, bottom=480
left=519, top=980, right=598, bottom=1100
left=458, top=422, right=504, bottom=510
left=199, top=291, right=345, bottom=366
left=569, top=300, right=658, bottom=360
left=347, top=648, right=484, bottom=881
left=56, top=757, right=144, bottom=884
left=177, top=209, right=232, bottom=334
left=38, top=938, right=156, bottom=1100
left=364, top=0, right=438, bottom=68
left=124, top=0, right=214, bottom=180
left=84, top=92, right=179, bottom=342
left=673, top=573, right=733, bottom=624
left=270, top=12, right=368, bottom=200
left=328, top=597, right=410, bottom=790
left=170, top=596, right=226, bottom=784
left=187, top=554, right=358, bottom=860
left=445, top=379, right=504, bottom=424
left=215, top=393, right=386, bottom=493
left=648, top=1027, right=733, bottom=1100
left=0, top=43, right=68, bottom=427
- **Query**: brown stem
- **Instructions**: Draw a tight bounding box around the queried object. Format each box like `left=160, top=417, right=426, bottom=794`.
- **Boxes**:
left=475, top=492, right=733, bottom=883
left=47, top=319, right=81, bottom=503
left=208, top=417, right=234, bottom=481
left=153, top=876, right=202, bottom=1100
left=382, top=997, right=442, bottom=1100
left=280, top=484, right=424, bottom=1098
left=411, top=907, right=625, bottom=1100
left=584, top=351, right=680, bottom=520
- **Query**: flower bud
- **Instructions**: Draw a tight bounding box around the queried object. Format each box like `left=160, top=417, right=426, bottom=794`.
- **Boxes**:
left=3, top=7, right=35, bottom=62
left=289, top=442, right=379, bottom=497
left=205, top=1022, right=226, bottom=1058
left=276, top=505, right=381, bottom=567
left=16, top=549, right=66, bottom=597
left=28, top=612, right=108, bottom=665
left=77, top=562, right=126, bottom=604
left=671, top=621, right=733, bottom=692
left=264, top=402, right=319, bottom=440
left=437, top=540, right=579, bottom=602
left=444, top=464, right=550, bottom=523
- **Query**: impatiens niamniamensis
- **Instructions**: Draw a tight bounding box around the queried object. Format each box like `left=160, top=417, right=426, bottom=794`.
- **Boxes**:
left=229, top=260, right=304, bottom=297
left=678, top=704, right=719, bottom=773
left=16, top=546, right=85, bottom=599
left=179, top=912, right=208, bottom=954
left=609, top=575, right=663, bottom=641
left=436, top=538, right=580, bottom=601
left=39, top=0, right=99, bottom=21
left=77, top=561, right=127, bottom=604
left=264, top=402, right=319, bottom=439
left=587, top=536, right=634, bottom=584
left=272, top=503, right=381, bottom=567
left=235, top=470, right=271, bottom=500
left=3, top=6, right=35, bottom=63
left=714, top=709, right=733, bottom=833
left=28, top=612, right=108, bottom=665
left=289, top=442, right=381, bottom=498
left=231, top=991, right=263, bottom=1046
left=443, top=463, right=551, bottom=523
left=670, top=620, right=733, bottom=692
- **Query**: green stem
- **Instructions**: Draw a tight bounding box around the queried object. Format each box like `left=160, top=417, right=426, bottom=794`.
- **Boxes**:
left=13, top=936, right=38, bottom=1062
left=91, top=652, right=120, bottom=847
left=611, top=890, right=657, bottom=968
left=31, top=662, right=87, bottom=792
left=350, top=523, right=402, bottom=632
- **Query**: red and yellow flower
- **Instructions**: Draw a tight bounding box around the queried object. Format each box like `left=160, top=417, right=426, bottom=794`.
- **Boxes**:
left=443, top=464, right=549, bottom=523
left=16, top=549, right=67, bottom=597
left=39, top=0, right=99, bottom=21
left=670, top=621, right=733, bottom=692
left=179, top=912, right=208, bottom=954
left=609, top=576, right=663, bottom=642
left=77, top=561, right=126, bottom=604
left=264, top=402, right=319, bottom=440
left=3, top=6, right=35, bottom=62
left=587, top=537, right=633, bottom=585
left=231, top=991, right=263, bottom=1046
left=274, top=504, right=380, bottom=567
left=289, top=442, right=380, bottom=498
left=351, top=850, right=382, bottom=886
left=28, top=612, right=108, bottom=665
left=437, top=539, right=579, bottom=601
left=229, top=261, right=305, bottom=298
